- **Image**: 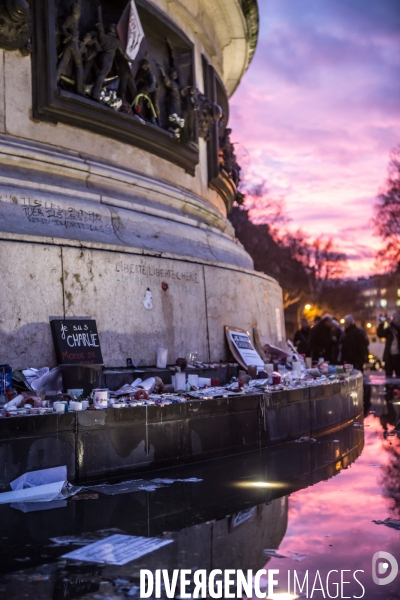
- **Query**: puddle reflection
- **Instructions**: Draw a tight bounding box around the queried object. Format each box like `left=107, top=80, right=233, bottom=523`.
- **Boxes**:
left=0, top=389, right=399, bottom=599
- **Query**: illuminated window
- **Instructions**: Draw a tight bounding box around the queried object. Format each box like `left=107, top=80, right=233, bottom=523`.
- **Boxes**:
left=369, top=300, right=375, bottom=307
left=380, top=299, right=388, bottom=308
left=397, top=289, right=400, bottom=297
left=381, top=288, right=387, bottom=295
left=396, top=299, right=400, bottom=307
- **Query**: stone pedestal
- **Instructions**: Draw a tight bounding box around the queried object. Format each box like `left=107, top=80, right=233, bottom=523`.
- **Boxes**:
left=0, top=0, right=281, bottom=369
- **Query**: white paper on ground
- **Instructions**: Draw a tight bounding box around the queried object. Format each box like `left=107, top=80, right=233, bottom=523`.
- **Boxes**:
left=62, top=534, right=173, bottom=565
left=288, top=551, right=308, bottom=562
left=51, top=528, right=125, bottom=546
left=110, top=384, right=140, bottom=397
left=0, top=466, right=81, bottom=505
left=22, top=367, right=50, bottom=387
left=139, top=378, right=156, bottom=392
left=87, top=480, right=163, bottom=495
left=189, top=388, right=237, bottom=399
left=0, top=481, right=65, bottom=504
left=263, top=549, right=287, bottom=558
left=87, top=477, right=202, bottom=496
left=22, top=366, right=62, bottom=392
left=11, top=466, right=67, bottom=491
left=151, top=478, right=203, bottom=484
left=4, top=394, right=24, bottom=410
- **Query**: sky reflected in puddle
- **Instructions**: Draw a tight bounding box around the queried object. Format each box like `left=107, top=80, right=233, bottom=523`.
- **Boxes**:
left=0, top=388, right=399, bottom=599
left=258, top=403, right=400, bottom=599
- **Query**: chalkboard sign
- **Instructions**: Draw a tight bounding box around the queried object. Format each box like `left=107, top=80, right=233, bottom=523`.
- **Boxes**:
left=50, top=319, right=104, bottom=365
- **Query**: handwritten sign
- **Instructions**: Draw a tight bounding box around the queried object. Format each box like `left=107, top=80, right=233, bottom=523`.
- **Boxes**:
left=50, top=319, right=104, bottom=365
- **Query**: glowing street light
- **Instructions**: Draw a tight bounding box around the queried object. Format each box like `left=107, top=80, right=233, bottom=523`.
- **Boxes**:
left=249, top=482, right=274, bottom=488
left=367, top=322, right=372, bottom=328
left=304, top=304, right=312, bottom=311
left=340, top=318, right=345, bottom=324
left=235, top=481, right=284, bottom=489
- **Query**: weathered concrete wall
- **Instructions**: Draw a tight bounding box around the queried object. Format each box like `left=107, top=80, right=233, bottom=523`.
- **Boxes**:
left=0, top=238, right=283, bottom=368
left=0, top=242, right=64, bottom=368
left=0, top=2, right=273, bottom=371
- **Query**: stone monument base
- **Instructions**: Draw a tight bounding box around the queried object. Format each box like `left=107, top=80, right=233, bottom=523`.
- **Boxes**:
left=0, top=136, right=284, bottom=369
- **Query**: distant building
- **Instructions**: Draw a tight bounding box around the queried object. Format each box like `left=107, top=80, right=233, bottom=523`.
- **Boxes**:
left=355, top=273, right=400, bottom=338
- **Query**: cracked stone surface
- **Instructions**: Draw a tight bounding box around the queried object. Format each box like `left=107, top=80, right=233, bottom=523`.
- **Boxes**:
left=0, top=243, right=64, bottom=368
left=204, top=265, right=284, bottom=362
left=62, top=247, right=209, bottom=367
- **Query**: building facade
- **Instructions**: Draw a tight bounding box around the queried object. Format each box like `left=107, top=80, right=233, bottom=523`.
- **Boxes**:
left=357, top=273, right=400, bottom=338
left=0, top=0, right=284, bottom=368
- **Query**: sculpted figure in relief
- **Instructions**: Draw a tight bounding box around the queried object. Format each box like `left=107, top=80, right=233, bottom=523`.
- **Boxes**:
left=91, top=18, right=132, bottom=101
left=56, top=3, right=84, bottom=95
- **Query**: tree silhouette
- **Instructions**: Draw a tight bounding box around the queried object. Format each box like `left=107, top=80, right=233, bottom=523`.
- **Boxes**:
left=229, top=205, right=350, bottom=318
left=374, top=147, right=400, bottom=271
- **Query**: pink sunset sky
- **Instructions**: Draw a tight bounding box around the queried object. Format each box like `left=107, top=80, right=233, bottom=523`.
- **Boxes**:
left=230, top=0, right=400, bottom=278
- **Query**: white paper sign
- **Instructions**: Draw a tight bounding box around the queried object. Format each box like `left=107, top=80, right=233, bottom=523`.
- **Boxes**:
left=228, top=330, right=264, bottom=369
left=126, top=0, right=145, bottom=61
left=62, top=534, right=173, bottom=565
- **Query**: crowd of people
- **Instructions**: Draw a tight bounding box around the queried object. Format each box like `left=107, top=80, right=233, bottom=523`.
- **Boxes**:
left=377, top=312, right=400, bottom=378
left=293, top=311, right=400, bottom=377
left=293, top=314, right=368, bottom=372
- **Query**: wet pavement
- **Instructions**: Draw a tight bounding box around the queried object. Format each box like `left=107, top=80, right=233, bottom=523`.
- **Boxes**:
left=258, top=386, right=400, bottom=600
left=0, top=386, right=399, bottom=599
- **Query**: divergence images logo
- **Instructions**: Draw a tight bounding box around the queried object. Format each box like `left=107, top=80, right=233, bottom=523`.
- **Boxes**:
left=372, top=552, right=399, bottom=586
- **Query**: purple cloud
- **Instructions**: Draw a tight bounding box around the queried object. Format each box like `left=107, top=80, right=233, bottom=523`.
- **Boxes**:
left=230, top=0, right=400, bottom=276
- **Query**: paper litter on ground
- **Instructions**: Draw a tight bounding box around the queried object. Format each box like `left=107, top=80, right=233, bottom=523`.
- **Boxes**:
left=62, top=534, right=173, bottom=565
left=86, top=477, right=202, bottom=496
left=0, top=466, right=81, bottom=505
left=86, top=480, right=163, bottom=495
left=51, top=529, right=125, bottom=546
left=288, top=551, right=308, bottom=561
left=11, top=466, right=67, bottom=490
left=22, top=367, right=62, bottom=392
left=263, top=549, right=287, bottom=558
left=150, top=478, right=202, bottom=484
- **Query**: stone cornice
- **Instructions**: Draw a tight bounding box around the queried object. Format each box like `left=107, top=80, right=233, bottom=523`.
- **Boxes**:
left=166, top=0, right=259, bottom=97
left=0, top=135, right=229, bottom=234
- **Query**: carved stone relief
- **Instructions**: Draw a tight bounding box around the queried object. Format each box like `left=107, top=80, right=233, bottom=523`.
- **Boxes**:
left=0, top=0, right=32, bottom=55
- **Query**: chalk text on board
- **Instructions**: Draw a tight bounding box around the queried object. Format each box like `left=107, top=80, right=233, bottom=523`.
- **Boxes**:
left=66, top=333, right=99, bottom=348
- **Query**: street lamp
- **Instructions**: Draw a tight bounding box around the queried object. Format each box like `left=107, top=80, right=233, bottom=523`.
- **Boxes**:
left=367, top=322, right=372, bottom=328
left=304, top=304, right=312, bottom=311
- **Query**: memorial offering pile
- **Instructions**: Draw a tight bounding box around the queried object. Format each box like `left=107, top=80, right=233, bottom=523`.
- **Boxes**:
left=0, top=359, right=359, bottom=418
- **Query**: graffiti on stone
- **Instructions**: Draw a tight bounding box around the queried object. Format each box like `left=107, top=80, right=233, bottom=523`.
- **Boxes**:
left=115, top=261, right=200, bottom=283
left=0, top=194, right=113, bottom=235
